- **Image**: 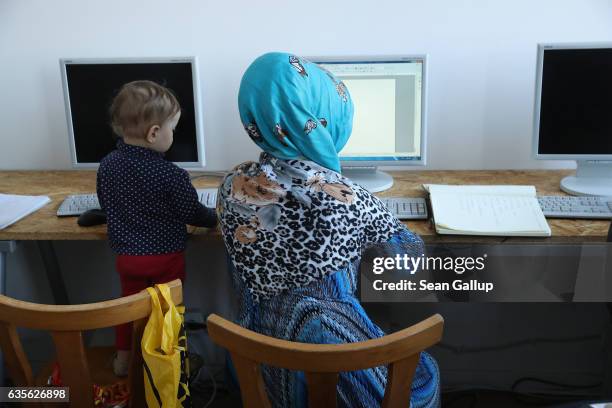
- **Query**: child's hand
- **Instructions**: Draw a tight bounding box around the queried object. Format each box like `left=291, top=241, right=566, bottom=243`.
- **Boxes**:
left=188, top=206, right=217, bottom=228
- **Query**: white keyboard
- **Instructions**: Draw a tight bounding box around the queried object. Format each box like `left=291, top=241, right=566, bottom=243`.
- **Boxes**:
left=57, top=190, right=424, bottom=220
left=538, top=195, right=612, bottom=219
left=57, top=188, right=218, bottom=217
left=197, top=188, right=218, bottom=209
left=57, top=193, right=101, bottom=216
left=380, top=197, right=428, bottom=220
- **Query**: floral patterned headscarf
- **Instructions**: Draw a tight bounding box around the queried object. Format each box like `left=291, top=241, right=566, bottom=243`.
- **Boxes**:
left=238, top=52, right=354, bottom=173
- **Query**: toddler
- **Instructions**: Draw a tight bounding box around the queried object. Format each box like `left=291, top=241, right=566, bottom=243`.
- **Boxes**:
left=97, top=80, right=217, bottom=376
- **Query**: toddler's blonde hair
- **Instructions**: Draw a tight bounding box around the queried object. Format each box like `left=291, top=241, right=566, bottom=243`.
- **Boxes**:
left=110, top=80, right=180, bottom=139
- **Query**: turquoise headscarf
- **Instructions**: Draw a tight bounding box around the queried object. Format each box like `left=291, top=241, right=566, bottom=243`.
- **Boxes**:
left=238, top=52, right=354, bottom=173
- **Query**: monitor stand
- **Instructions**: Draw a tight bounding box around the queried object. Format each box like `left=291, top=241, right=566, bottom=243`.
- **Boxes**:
left=341, top=167, right=394, bottom=193
left=560, top=161, right=612, bottom=196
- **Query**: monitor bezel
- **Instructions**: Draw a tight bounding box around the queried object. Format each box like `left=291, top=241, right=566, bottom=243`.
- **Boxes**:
left=533, top=42, right=612, bottom=160
left=59, top=56, right=206, bottom=169
left=309, top=55, right=428, bottom=167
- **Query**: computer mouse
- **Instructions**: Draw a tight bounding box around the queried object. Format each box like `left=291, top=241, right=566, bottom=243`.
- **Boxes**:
left=77, top=209, right=107, bottom=227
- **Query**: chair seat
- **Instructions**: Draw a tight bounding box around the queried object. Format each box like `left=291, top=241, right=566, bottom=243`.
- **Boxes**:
left=35, top=346, right=124, bottom=387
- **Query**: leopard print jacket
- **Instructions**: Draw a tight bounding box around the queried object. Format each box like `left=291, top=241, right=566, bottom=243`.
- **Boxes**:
left=218, top=152, right=411, bottom=302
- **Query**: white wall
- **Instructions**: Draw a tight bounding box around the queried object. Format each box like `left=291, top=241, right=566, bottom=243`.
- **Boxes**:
left=1, top=0, right=611, bottom=171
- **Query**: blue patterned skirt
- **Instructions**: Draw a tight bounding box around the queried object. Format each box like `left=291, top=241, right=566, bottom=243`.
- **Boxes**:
left=232, top=260, right=440, bottom=407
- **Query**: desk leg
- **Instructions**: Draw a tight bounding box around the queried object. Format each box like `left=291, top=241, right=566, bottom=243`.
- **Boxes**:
left=36, top=241, right=69, bottom=305
left=36, top=243, right=95, bottom=346
left=0, top=241, right=16, bottom=386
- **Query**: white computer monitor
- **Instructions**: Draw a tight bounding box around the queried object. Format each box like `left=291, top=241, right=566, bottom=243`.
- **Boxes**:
left=534, top=43, right=612, bottom=196
left=314, top=55, right=427, bottom=192
left=60, top=57, right=205, bottom=168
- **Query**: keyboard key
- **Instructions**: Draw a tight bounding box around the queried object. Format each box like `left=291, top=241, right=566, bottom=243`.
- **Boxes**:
left=378, top=197, right=428, bottom=220
left=539, top=195, right=612, bottom=219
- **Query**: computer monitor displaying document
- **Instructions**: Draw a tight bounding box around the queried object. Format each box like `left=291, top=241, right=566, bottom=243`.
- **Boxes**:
left=534, top=43, right=612, bottom=196
left=60, top=57, right=205, bottom=168
left=315, top=56, right=427, bottom=192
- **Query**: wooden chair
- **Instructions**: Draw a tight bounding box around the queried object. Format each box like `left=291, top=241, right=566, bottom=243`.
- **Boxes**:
left=207, top=313, right=444, bottom=408
left=0, top=279, right=183, bottom=407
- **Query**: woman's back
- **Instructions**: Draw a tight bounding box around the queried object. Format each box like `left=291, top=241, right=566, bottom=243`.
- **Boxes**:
left=218, top=153, right=412, bottom=302
left=217, top=52, right=439, bottom=408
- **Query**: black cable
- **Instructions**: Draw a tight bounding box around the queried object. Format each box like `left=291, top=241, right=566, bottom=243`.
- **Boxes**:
left=512, top=376, right=602, bottom=392
left=443, top=387, right=599, bottom=407
left=442, top=390, right=478, bottom=408
left=443, top=384, right=598, bottom=397
left=435, top=333, right=601, bottom=353
left=512, top=389, right=596, bottom=407
left=189, top=364, right=229, bottom=408
left=184, top=321, right=207, bottom=330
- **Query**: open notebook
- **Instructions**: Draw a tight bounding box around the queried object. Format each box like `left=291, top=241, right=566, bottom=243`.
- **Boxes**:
left=423, top=185, right=551, bottom=237
left=0, top=193, right=51, bottom=230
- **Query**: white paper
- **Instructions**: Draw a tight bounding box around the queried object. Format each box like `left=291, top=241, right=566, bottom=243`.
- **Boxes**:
left=425, top=184, right=550, bottom=236
left=0, top=193, right=51, bottom=230
left=424, top=184, right=536, bottom=197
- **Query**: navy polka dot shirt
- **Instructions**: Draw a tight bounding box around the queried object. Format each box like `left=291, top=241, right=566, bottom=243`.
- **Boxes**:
left=97, top=139, right=217, bottom=255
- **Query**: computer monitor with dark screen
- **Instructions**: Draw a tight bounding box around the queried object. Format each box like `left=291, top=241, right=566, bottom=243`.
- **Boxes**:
left=60, top=58, right=204, bottom=168
left=534, top=44, right=612, bottom=196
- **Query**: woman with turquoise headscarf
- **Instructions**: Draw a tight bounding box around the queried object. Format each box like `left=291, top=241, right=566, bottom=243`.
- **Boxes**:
left=218, top=52, right=440, bottom=407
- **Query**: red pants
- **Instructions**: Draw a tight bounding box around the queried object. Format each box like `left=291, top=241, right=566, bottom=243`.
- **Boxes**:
left=115, top=251, right=185, bottom=351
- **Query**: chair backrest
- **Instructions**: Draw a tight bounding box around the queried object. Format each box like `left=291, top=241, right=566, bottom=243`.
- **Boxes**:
left=0, top=279, right=183, bottom=408
left=207, top=313, right=444, bottom=408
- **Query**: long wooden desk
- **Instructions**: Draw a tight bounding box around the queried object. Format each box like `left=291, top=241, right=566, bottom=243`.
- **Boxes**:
left=0, top=169, right=609, bottom=243
left=1, top=170, right=610, bottom=390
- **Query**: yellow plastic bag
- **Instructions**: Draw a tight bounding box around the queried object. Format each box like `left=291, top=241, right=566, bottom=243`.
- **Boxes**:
left=142, top=284, right=191, bottom=407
